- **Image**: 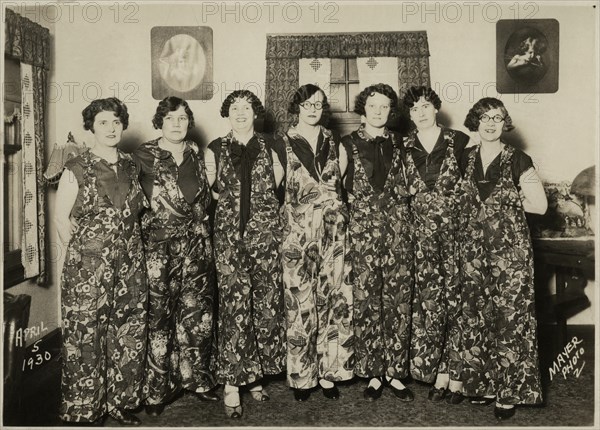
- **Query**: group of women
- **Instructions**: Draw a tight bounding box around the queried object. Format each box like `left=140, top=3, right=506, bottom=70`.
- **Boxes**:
left=55, top=83, right=547, bottom=426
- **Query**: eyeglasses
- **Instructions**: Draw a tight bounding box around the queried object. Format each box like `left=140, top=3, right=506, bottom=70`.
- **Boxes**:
left=299, top=101, right=324, bottom=110
left=480, top=114, right=505, bottom=123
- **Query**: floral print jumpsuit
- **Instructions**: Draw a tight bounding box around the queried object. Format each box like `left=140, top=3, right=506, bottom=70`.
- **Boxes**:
left=138, top=139, right=217, bottom=405
left=60, top=150, right=147, bottom=422
left=406, top=129, right=463, bottom=384
left=281, top=128, right=354, bottom=389
left=458, top=144, right=543, bottom=405
left=346, top=131, right=413, bottom=380
left=214, top=132, right=286, bottom=386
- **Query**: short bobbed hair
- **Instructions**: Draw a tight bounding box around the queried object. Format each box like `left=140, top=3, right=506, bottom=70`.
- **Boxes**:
left=220, top=90, right=265, bottom=118
left=152, top=96, right=195, bottom=130
left=288, top=84, right=330, bottom=126
left=402, top=86, right=442, bottom=110
left=82, top=97, right=129, bottom=132
left=353, top=83, right=398, bottom=116
left=464, top=97, right=514, bottom=132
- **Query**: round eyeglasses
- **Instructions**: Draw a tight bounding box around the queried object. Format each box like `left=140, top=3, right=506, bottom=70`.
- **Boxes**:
left=299, top=101, right=324, bottom=110
left=480, top=114, right=505, bottom=123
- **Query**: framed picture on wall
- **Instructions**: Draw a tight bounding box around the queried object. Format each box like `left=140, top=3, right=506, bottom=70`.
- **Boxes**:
left=151, top=26, right=213, bottom=100
left=496, top=19, right=559, bottom=94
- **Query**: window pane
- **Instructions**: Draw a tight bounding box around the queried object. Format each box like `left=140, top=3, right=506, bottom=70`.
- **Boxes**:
left=349, top=83, right=360, bottom=112
left=348, top=58, right=358, bottom=81
left=328, top=83, right=347, bottom=112
left=330, top=58, right=346, bottom=82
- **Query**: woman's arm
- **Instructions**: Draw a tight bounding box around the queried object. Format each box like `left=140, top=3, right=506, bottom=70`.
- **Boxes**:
left=204, top=147, right=219, bottom=200
left=338, top=143, right=348, bottom=178
left=271, top=149, right=284, bottom=188
left=519, top=167, right=548, bottom=214
left=54, top=169, right=79, bottom=244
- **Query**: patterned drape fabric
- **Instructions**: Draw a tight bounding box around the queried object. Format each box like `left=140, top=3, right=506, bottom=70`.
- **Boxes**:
left=264, top=32, right=431, bottom=133
left=5, top=8, right=50, bottom=285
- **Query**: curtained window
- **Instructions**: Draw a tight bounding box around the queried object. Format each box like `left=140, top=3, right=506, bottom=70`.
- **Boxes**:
left=3, top=9, right=50, bottom=287
left=264, top=32, right=431, bottom=136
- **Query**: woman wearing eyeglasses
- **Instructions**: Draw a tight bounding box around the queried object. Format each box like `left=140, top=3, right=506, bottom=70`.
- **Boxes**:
left=458, top=97, right=545, bottom=420
left=402, top=86, right=470, bottom=404
left=277, top=84, right=353, bottom=402
left=341, top=83, right=413, bottom=402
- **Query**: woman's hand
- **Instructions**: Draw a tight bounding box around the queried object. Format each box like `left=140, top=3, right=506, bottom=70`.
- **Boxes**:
left=204, top=147, right=220, bottom=200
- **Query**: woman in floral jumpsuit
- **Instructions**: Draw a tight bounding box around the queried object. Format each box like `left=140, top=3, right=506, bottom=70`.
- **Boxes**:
left=402, top=86, right=470, bottom=404
left=55, top=98, right=147, bottom=426
left=341, top=83, right=414, bottom=402
left=277, top=84, right=354, bottom=402
left=205, top=90, right=286, bottom=418
left=458, top=97, right=546, bottom=420
left=134, top=97, right=218, bottom=417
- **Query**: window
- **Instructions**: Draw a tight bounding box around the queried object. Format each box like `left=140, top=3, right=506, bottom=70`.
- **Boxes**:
left=4, top=57, right=25, bottom=287
left=328, top=59, right=360, bottom=137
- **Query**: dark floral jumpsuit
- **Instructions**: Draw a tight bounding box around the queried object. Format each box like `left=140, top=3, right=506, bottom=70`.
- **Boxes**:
left=406, top=129, right=463, bottom=384
left=60, top=150, right=147, bottom=422
left=347, top=132, right=413, bottom=380
left=214, top=132, right=286, bottom=386
left=139, top=139, right=217, bottom=405
left=281, top=128, right=354, bottom=389
left=458, top=144, right=543, bottom=405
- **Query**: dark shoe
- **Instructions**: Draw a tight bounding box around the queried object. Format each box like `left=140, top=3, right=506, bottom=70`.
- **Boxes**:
left=363, top=384, right=383, bottom=401
left=196, top=391, right=220, bottom=402
left=389, top=385, right=414, bottom=402
left=428, top=386, right=447, bottom=402
left=145, top=404, right=165, bottom=417
left=322, top=385, right=339, bottom=400
left=249, top=387, right=270, bottom=402
left=294, top=388, right=311, bottom=401
left=470, top=396, right=495, bottom=406
left=494, top=405, right=516, bottom=420
left=108, top=408, right=141, bottom=426
left=446, top=391, right=465, bottom=404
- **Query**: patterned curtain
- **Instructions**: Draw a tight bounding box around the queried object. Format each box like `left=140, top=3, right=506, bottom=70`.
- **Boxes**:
left=264, top=32, right=431, bottom=133
left=5, top=8, right=50, bottom=285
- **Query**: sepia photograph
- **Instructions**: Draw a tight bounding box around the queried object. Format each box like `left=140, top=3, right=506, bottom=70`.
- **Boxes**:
left=1, top=1, right=598, bottom=429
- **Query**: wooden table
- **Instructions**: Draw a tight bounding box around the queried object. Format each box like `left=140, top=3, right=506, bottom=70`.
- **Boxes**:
left=533, top=237, right=595, bottom=349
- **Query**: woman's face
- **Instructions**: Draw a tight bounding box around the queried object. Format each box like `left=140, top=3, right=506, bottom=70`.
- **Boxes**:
left=409, top=96, right=438, bottom=130
left=477, top=107, right=505, bottom=143
left=298, top=90, right=324, bottom=127
left=92, top=110, right=123, bottom=148
left=161, top=105, right=189, bottom=144
left=228, top=97, right=256, bottom=134
left=363, top=92, right=391, bottom=129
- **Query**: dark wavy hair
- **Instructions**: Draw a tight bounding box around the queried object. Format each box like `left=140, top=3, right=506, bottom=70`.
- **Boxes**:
left=464, top=97, right=514, bottom=132
left=288, top=84, right=330, bottom=126
left=402, top=86, right=442, bottom=110
left=82, top=97, right=129, bottom=132
left=220, top=90, right=265, bottom=118
left=152, top=96, right=195, bottom=130
left=353, top=83, right=398, bottom=116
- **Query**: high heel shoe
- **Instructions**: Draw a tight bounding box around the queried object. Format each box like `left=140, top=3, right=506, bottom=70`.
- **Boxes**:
left=224, top=391, right=242, bottom=419
left=446, top=391, right=465, bottom=404
left=249, top=387, right=270, bottom=401
left=322, top=385, right=339, bottom=400
left=108, top=408, right=141, bottom=426
left=494, top=404, right=516, bottom=420
left=294, top=388, right=311, bottom=401
left=145, top=404, right=165, bottom=417
left=428, top=386, right=447, bottom=402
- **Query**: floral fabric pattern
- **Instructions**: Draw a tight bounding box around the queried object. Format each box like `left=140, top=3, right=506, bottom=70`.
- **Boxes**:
left=281, top=128, right=354, bottom=389
left=347, top=131, right=413, bottom=379
left=140, top=139, right=217, bottom=404
left=60, top=150, right=147, bottom=422
left=406, top=129, right=463, bottom=383
left=214, top=132, right=286, bottom=386
left=458, top=144, right=543, bottom=405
